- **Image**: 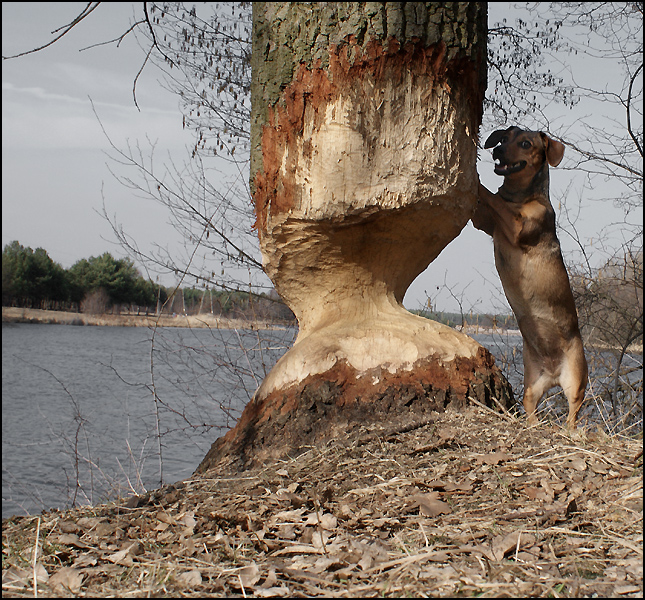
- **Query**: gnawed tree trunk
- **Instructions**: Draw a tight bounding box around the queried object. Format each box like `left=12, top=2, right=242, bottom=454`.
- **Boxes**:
left=198, top=2, right=513, bottom=472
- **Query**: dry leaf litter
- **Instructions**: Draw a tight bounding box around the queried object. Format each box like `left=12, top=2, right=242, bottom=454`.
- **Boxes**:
left=2, top=404, right=642, bottom=597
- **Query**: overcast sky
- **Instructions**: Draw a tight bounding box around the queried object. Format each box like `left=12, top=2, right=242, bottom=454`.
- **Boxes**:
left=2, top=3, right=193, bottom=274
left=2, top=3, right=640, bottom=314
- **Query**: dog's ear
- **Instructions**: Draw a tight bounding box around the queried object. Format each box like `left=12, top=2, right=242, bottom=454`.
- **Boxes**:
left=540, top=133, right=566, bottom=167
left=484, top=129, right=509, bottom=149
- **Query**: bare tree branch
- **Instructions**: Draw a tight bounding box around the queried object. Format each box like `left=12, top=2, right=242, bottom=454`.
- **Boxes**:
left=2, top=2, right=102, bottom=60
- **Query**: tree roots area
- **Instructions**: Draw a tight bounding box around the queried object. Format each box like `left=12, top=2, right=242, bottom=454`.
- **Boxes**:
left=2, top=404, right=642, bottom=598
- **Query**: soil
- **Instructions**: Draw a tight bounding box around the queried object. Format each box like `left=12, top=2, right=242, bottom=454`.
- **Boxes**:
left=2, top=403, right=642, bottom=598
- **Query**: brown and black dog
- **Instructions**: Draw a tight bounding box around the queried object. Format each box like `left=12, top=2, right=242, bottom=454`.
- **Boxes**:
left=472, top=126, right=588, bottom=429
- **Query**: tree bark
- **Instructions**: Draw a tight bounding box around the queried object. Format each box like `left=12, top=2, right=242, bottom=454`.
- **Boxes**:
left=198, top=1, right=514, bottom=473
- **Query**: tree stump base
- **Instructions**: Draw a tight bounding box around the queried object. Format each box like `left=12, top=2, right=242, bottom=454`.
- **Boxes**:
left=197, top=346, right=513, bottom=473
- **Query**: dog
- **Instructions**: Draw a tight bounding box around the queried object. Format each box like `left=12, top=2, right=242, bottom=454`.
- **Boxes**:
left=472, top=126, right=588, bottom=429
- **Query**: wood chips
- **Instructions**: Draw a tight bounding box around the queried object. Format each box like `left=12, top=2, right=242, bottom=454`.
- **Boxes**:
left=2, top=405, right=642, bottom=597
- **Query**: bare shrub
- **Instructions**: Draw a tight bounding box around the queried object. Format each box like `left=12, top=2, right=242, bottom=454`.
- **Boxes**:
left=80, top=288, right=110, bottom=315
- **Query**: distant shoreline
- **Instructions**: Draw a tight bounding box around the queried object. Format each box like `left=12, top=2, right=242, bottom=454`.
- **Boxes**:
left=3, top=307, right=641, bottom=353
left=1, top=307, right=289, bottom=331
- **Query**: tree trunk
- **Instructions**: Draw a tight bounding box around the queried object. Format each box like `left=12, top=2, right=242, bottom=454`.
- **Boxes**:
left=198, top=2, right=513, bottom=472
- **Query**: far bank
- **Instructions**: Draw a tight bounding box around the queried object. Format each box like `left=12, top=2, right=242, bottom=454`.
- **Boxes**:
left=1, top=307, right=289, bottom=330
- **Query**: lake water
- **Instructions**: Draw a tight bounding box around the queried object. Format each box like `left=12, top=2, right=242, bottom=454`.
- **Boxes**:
left=2, top=322, right=295, bottom=519
left=2, top=322, right=640, bottom=519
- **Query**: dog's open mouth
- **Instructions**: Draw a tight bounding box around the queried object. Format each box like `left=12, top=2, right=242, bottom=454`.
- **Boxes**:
left=494, top=160, right=527, bottom=175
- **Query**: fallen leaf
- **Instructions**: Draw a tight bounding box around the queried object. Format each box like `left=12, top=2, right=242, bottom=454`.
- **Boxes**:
left=105, top=541, right=143, bottom=565
left=178, top=511, right=196, bottom=527
left=523, top=486, right=550, bottom=501
left=272, top=544, right=323, bottom=556
left=438, top=427, right=456, bottom=441
left=238, top=562, right=261, bottom=587
left=444, top=481, right=473, bottom=493
left=34, top=563, right=49, bottom=584
left=614, top=585, right=643, bottom=595
left=76, top=517, right=103, bottom=530
left=276, top=523, right=297, bottom=539
left=311, top=529, right=331, bottom=549
left=2, top=564, right=48, bottom=589
left=48, top=567, right=83, bottom=594
left=304, top=512, right=337, bottom=529
left=178, top=511, right=196, bottom=534
left=458, top=544, right=495, bottom=562
left=2, top=566, right=29, bottom=590
left=413, top=493, right=452, bottom=517
left=177, top=569, right=202, bottom=587
left=491, top=531, right=537, bottom=561
left=260, top=568, right=278, bottom=589
left=55, top=533, right=92, bottom=549
left=72, top=554, right=98, bottom=568
left=254, top=587, right=291, bottom=597
left=358, top=553, right=373, bottom=570
left=274, top=489, right=305, bottom=506
left=270, top=508, right=306, bottom=525
left=540, top=478, right=556, bottom=502
left=424, top=479, right=451, bottom=489
left=590, top=461, right=610, bottom=474
left=106, top=548, right=133, bottom=565
left=94, top=522, right=117, bottom=538
left=481, top=451, right=511, bottom=465
left=565, top=457, right=587, bottom=471
left=156, top=511, right=175, bottom=525
left=123, top=494, right=141, bottom=508
left=58, top=520, right=79, bottom=534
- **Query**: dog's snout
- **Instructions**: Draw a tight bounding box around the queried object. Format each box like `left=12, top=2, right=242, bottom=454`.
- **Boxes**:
left=492, top=146, right=505, bottom=161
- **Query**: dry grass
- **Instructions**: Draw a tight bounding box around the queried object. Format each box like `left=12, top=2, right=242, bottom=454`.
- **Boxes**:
left=2, top=405, right=642, bottom=598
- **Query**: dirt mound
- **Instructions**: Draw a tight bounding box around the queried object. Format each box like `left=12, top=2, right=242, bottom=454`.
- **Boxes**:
left=2, top=405, right=642, bottom=598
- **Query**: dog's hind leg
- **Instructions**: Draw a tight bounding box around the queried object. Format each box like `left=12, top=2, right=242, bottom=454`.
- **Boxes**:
left=560, top=341, right=588, bottom=429
left=522, top=346, right=552, bottom=425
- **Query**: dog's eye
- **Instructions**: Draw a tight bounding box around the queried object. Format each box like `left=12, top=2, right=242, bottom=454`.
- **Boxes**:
left=520, top=140, right=532, bottom=149
left=500, top=136, right=508, bottom=144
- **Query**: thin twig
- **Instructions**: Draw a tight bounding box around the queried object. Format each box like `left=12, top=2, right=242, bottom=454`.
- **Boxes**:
left=3, top=2, right=101, bottom=60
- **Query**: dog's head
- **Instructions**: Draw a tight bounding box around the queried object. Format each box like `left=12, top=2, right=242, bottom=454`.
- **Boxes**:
left=484, top=127, right=565, bottom=187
